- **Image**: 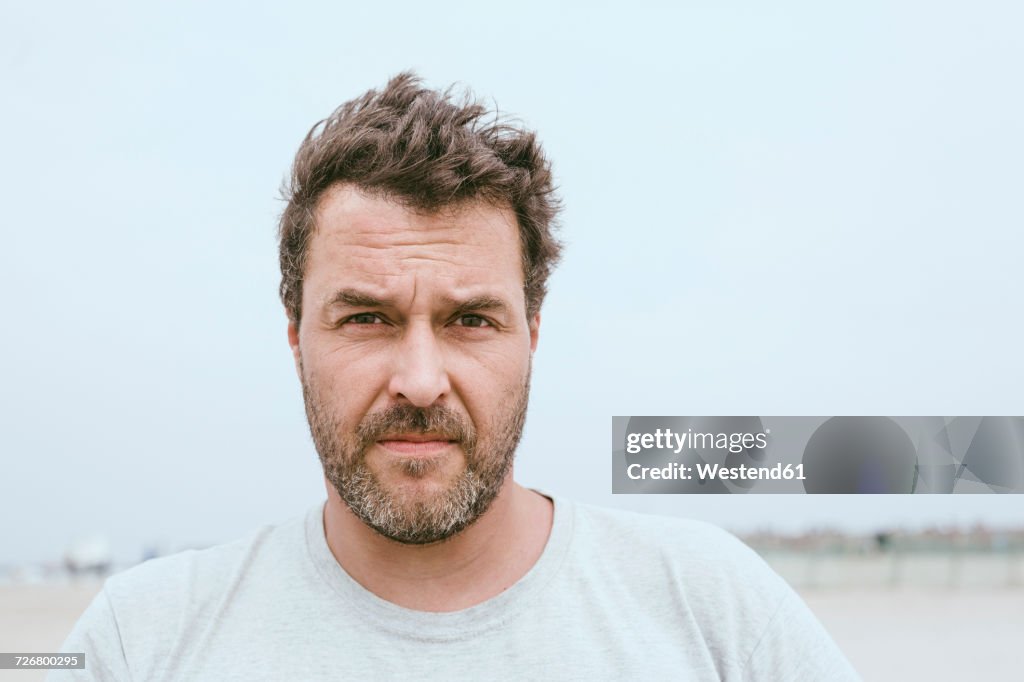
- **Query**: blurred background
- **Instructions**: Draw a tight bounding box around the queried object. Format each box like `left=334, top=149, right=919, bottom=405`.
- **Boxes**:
left=2, top=1, right=1022, bottom=680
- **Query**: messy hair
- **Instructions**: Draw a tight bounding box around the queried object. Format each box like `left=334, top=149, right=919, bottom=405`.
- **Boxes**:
left=278, top=71, right=562, bottom=326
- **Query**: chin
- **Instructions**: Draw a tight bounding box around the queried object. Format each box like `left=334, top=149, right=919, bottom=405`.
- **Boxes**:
left=366, top=452, right=451, bottom=488
left=369, top=444, right=465, bottom=482
left=389, top=472, right=462, bottom=505
left=390, top=454, right=449, bottom=479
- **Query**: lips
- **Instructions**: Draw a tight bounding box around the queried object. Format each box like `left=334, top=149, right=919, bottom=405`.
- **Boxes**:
left=376, top=433, right=457, bottom=456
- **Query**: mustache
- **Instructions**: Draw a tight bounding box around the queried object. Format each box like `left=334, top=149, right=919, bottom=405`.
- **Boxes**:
left=356, top=404, right=476, bottom=450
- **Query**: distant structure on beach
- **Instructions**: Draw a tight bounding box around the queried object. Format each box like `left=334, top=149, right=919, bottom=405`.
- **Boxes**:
left=63, top=535, right=112, bottom=576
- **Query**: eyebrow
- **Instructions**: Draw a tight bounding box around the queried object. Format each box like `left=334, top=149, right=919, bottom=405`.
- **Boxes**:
left=442, top=295, right=511, bottom=317
left=326, top=289, right=390, bottom=308
left=325, top=289, right=511, bottom=316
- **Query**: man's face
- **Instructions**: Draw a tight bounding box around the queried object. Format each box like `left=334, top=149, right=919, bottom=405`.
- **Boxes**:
left=289, top=185, right=539, bottom=545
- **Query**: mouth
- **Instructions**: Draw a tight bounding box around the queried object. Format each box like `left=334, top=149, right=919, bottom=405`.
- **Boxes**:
left=376, top=433, right=458, bottom=457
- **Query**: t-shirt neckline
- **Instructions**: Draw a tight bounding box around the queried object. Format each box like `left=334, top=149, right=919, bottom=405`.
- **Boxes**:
left=304, top=491, right=574, bottom=642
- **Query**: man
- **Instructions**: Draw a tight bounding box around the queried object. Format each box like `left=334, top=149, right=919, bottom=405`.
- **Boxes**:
left=57, top=73, right=858, bottom=680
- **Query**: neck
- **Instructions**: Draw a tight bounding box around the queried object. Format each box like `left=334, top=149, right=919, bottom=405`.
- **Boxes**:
left=322, top=475, right=553, bottom=612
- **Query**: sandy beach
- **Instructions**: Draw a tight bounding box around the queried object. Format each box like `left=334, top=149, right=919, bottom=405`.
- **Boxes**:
left=1, top=582, right=100, bottom=682
left=2, top=582, right=1021, bottom=681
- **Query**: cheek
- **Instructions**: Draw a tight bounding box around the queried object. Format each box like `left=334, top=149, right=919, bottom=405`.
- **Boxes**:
left=450, top=351, right=531, bottom=414
left=302, top=350, right=383, bottom=426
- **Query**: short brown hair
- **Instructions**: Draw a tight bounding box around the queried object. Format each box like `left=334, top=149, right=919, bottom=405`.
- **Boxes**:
left=278, top=72, right=562, bottom=326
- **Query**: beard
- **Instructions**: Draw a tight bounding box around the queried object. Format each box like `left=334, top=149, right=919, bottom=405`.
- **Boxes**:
left=300, top=366, right=530, bottom=545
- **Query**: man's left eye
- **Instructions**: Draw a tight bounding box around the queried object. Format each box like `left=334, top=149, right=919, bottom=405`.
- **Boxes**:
left=456, top=315, right=490, bottom=328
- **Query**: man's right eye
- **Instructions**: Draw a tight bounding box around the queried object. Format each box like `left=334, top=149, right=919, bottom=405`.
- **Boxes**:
left=345, top=313, right=384, bottom=325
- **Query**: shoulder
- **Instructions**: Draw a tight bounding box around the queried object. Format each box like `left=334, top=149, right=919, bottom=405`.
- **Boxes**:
left=106, top=508, right=311, bottom=613
left=556, top=499, right=859, bottom=679
left=54, top=511, right=309, bottom=680
left=567, top=499, right=767, bottom=573
left=71, top=508, right=315, bottom=675
left=562, top=499, right=794, bottom=638
left=106, top=521, right=277, bottom=608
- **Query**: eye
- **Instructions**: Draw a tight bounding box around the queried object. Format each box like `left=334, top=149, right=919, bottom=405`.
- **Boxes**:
left=455, top=314, right=491, bottom=328
left=344, top=312, right=385, bottom=325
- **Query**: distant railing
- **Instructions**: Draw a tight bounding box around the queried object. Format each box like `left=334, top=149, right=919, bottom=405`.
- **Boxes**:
left=759, top=550, right=1024, bottom=589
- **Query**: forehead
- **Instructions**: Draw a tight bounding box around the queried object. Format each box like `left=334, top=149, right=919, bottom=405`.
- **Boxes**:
left=304, top=185, right=524, bottom=305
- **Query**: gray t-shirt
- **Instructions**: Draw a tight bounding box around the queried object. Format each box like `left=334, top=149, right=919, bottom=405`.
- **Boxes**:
left=54, top=497, right=859, bottom=680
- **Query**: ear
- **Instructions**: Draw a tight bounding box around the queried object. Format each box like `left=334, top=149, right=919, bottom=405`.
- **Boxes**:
left=287, top=317, right=302, bottom=379
left=529, top=312, right=541, bottom=354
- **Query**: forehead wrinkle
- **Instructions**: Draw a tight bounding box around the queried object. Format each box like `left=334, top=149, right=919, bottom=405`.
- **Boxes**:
left=323, top=210, right=510, bottom=254
left=344, top=234, right=472, bottom=250
left=324, top=230, right=496, bottom=264
left=334, top=235, right=492, bottom=261
left=335, top=247, right=507, bottom=280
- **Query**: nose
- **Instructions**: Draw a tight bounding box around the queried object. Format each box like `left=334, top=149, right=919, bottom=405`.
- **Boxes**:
left=387, top=322, right=451, bottom=407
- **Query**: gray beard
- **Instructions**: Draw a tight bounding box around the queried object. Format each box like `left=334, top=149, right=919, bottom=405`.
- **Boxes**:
left=300, top=369, right=530, bottom=545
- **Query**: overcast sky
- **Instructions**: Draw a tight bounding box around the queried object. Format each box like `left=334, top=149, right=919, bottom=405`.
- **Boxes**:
left=2, top=1, right=1023, bottom=563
